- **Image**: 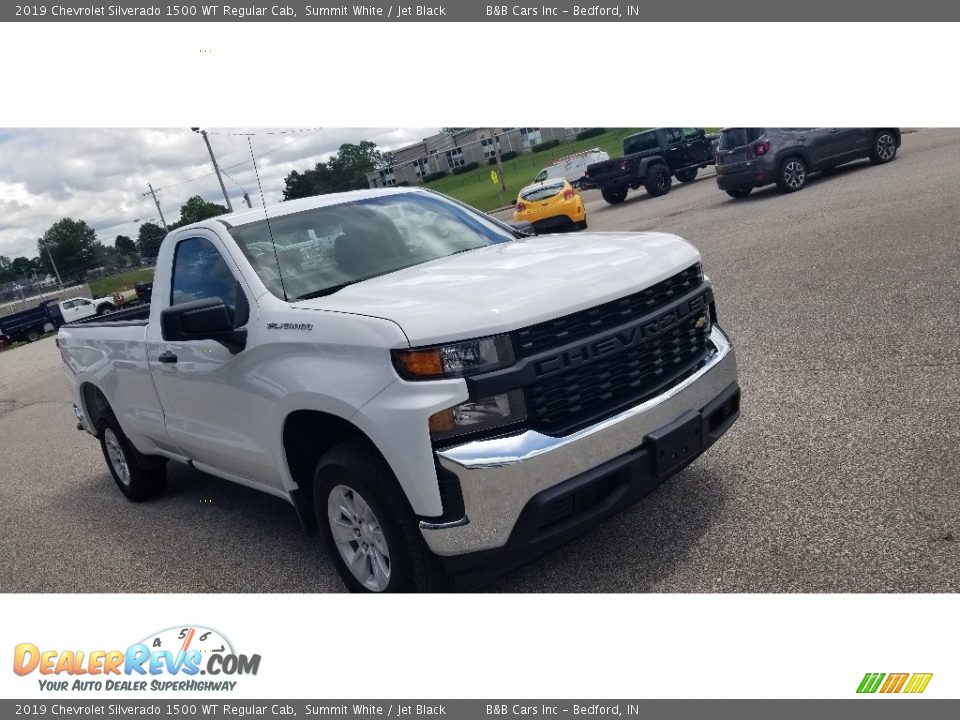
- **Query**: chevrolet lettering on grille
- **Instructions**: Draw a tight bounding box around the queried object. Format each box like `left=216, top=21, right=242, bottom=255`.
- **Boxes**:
left=532, top=290, right=711, bottom=380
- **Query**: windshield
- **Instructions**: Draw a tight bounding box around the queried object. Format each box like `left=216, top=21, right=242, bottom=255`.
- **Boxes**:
left=228, top=191, right=517, bottom=300
left=719, top=128, right=766, bottom=150
left=520, top=182, right=565, bottom=201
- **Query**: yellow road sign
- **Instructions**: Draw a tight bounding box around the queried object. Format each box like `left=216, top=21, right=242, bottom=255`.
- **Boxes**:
left=490, top=170, right=499, bottom=185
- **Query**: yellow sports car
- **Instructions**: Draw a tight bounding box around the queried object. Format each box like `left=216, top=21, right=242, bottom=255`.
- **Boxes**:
left=512, top=178, right=587, bottom=233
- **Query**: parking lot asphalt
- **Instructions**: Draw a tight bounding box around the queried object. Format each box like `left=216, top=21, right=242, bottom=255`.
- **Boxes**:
left=2, top=128, right=959, bottom=593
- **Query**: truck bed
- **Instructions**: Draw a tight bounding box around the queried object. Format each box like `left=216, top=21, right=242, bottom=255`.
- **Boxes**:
left=67, top=304, right=150, bottom=327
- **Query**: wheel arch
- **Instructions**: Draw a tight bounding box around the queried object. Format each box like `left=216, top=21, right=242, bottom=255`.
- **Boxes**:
left=282, top=409, right=392, bottom=535
left=79, top=381, right=112, bottom=431
left=774, top=148, right=811, bottom=171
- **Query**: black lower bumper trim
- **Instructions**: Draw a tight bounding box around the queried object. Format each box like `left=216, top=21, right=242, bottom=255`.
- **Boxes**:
left=437, top=381, right=741, bottom=580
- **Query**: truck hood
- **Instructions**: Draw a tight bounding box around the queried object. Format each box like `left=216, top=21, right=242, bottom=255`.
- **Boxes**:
left=293, top=232, right=701, bottom=346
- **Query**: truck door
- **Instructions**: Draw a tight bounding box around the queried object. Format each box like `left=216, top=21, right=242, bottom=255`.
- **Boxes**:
left=146, top=234, right=277, bottom=488
left=659, top=128, right=685, bottom=171
left=682, top=128, right=709, bottom=164
left=60, top=297, right=97, bottom=323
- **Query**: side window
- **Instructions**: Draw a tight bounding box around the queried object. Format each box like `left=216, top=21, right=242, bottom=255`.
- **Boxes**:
left=682, top=128, right=702, bottom=141
left=663, top=128, right=683, bottom=144
left=170, top=237, right=242, bottom=320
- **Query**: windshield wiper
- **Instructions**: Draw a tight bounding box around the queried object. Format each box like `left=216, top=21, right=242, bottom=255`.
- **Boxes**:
left=295, top=280, right=363, bottom=300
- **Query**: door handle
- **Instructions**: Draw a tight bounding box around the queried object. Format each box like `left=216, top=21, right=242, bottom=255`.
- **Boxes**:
left=158, top=350, right=178, bottom=364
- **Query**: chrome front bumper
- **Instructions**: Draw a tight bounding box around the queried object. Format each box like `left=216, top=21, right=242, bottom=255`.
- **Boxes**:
left=419, top=325, right=738, bottom=556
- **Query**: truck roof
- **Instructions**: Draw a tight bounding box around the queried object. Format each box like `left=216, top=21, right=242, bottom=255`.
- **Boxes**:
left=207, top=187, right=426, bottom=230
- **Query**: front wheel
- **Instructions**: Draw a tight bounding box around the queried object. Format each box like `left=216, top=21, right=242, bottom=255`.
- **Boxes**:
left=675, top=168, right=698, bottom=183
left=776, top=157, right=807, bottom=193
left=726, top=187, right=753, bottom=199
left=601, top=185, right=628, bottom=205
left=315, top=440, right=445, bottom=593
left=576, top=220, right=588, bottom=230
left=99, top=414, right=167, bottom=501
left=869, top=131, right=898, bottom=164
left=644, top=164, right=672, bottom=197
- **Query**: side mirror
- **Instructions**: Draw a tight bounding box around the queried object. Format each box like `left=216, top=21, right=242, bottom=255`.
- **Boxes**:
left=160, top=297, right=247, bottom=353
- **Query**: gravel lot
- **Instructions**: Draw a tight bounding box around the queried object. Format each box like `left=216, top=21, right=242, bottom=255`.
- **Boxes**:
left=2, top=128, right=958, bottom=593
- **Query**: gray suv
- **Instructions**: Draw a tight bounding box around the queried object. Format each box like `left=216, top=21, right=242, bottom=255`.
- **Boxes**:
left=715, top=128, right=901, bottom=199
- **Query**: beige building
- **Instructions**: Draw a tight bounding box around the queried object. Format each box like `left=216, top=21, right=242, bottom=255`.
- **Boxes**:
left=367, top=128, right=580, bottom=188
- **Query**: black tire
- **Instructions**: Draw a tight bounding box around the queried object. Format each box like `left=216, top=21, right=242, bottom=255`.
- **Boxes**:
left=576, top=220, right=588, bottom=230
left=0, top=337, right=9, bottom=351
left=314, top=439, right=445, bottom=593
left=675, top=168, right=698, bottom=183
left=776, top=156, right=807, bottom=193
left=98, top=414, right=167, bottom=501
left=726, top=187, right=753, bottom=199
left=869, top=130, right=898, bottom=164
left=25, top=328, right=40, bottom=343
left=644, top=163, right=672, bottom=197
left=96, top=303, right=116, bottom=316
left=601, top=185, right=628, bottom=205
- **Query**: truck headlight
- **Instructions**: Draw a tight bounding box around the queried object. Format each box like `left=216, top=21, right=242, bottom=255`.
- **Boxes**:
left=428, top=390, right=527, bottom=443
left=392, top=335, right=514, bottom=380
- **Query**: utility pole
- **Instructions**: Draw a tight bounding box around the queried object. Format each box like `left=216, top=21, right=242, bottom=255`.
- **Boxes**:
left=45, top=248, right=64, bottom=290
left=192, top=127, right=233, bottom=213
left=146, top=183, right=169, bottom=231
left=491, top=128, right=507, bottom=194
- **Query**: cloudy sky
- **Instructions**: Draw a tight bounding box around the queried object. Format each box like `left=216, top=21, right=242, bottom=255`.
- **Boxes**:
left=0, top=127, right=439, bottom=260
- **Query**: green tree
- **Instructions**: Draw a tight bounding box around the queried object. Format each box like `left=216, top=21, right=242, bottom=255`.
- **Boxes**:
left=173, top=195, right=228, bottom=228
left=114, top=235, right=136, bottom=256
left=327, top=141, right=382, bottom=190
left=282, top=141, right=383, bottom=201
left=282, top=164, right=334, bottom=201
left=137, top=222, right=166, bottom=260
left=10, top=256, right=39, bottom=278
left=36, top=218, right=101, bottom=280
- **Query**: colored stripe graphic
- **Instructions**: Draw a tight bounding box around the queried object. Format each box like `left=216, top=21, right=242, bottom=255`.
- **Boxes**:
left=857, top=672, right=932, bottom=694
left=904, top=673, right=933, bottom=694
left=880, top=673, right=909, bottom=693
left=857, top=673, right=885, bottom=693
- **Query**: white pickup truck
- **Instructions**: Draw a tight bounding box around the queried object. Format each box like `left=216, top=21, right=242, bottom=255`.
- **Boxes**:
left=58, top=187, right=740, bottom=592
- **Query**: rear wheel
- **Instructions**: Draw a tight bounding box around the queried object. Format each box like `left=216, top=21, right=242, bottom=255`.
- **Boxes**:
left=644, top=164, right=672, bottom=197
left=675, top=168, right=698, bottom=183
left=601, top=185, right=628, bottom=205
left=96, top=303, right=116, bottom=316
left=25, top=328, right=40, bottom=343
left=314, top=440, right=445, bottom=593
left=98, top=414, right=167, bottom=501
left=576, top=220, right=588, bottom=230
left=869, top=130, right=897, bottom=164
left=776, top=157, right=807, bottom=193
left=726, top=187, right=753, bottom=199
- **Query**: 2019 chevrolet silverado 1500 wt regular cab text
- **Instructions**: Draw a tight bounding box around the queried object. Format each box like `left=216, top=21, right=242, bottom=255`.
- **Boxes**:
left=58, top=187, right=740, bottom=592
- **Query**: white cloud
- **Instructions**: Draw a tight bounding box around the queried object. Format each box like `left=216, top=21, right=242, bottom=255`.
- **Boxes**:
left=0, top=127, right=439, bottom=259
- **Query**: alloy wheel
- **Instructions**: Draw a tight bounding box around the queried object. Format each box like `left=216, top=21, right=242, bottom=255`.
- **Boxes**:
left=327, top=484, right=391, bottom=592
left=783, top=160, right=806, bottom=189
left=876, top=133, right=896, bottom=161
left=103, top=428, right=131, bottom=486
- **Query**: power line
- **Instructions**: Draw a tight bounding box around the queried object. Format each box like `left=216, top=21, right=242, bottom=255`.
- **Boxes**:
left=145, top=127, right=326, bottom=195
